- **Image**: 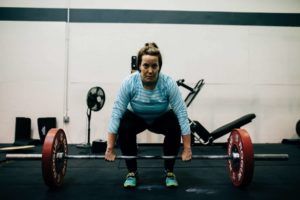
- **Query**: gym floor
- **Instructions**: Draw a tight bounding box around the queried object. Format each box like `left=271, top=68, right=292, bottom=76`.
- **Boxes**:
left=0, top=143, right=299, bottom=200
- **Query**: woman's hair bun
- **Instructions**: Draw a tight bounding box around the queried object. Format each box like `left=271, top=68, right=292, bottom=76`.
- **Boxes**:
left=145, top=42, right=158, bottom=49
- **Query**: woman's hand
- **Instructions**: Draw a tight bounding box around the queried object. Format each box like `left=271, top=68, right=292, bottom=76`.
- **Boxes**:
left=181, top=147, right=192, bottom=161
left=104, top=147, right=116, bottom=162
left=181, top=134, right=192, bottom=161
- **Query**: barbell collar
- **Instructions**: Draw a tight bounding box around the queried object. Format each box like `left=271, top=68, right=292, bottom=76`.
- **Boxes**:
left=5, top=153, right=289, bottom=160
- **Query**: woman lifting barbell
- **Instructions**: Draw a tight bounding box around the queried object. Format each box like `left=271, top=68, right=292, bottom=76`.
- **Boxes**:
left=104, top=42, right=192, bottom=188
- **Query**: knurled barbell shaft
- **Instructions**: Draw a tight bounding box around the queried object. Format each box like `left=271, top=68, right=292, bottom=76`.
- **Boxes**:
left=5, top=153, right=289, bottom=160
left=65, top=154, right=233, bottom=160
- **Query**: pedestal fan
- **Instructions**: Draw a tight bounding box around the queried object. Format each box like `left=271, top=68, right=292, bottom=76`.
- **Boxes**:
left=77, top=86, right=105, bottom=148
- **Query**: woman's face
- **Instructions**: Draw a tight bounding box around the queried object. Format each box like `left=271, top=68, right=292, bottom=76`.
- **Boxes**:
left=139, top=55, right=160, bottom=87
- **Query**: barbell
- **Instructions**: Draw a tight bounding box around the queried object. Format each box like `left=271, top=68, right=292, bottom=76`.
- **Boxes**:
left=5, top=128, right=288, bottom=188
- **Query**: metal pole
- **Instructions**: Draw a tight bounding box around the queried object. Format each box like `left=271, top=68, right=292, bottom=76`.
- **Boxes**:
left=254, top=154, right=289, bottom=161
left=6, top=154, right=42, bottom=160
left=6, top=153, right=289, bottom=160
left=64, top=155, right=232, bottom=160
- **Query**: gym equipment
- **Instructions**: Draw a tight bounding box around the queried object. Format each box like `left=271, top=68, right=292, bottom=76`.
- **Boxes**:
left=5, top=128, right=288, bottom=188
left=37, top=117, right=56, bottom=144
left=281, top=120, right=300, bottom=145
left=0, top=145, right=35, bottom=151
left=131, top=56, right=138, bottom=73
left=42, top=129, right=67, bottom=187
left=177, top=79, right=256, bottom=145
left=14, top=117, right=32, bottom=146
left=91, top=139, right=107, bottom=153
left=296, top=120, right=300, bottom=137
left=77, top=86, right=105, bottom=148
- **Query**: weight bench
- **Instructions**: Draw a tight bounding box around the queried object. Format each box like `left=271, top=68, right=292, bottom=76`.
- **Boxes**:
left=177, top=79, right=256, bottom=145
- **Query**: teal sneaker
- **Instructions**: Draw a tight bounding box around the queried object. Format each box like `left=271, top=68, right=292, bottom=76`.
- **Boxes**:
left=165, top=172, right=178, bottom=188
left=123, top=172, right=137, bottom=188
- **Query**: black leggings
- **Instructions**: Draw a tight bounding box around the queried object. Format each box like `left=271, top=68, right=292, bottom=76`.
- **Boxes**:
left=117, top=110, right=181, bottom=172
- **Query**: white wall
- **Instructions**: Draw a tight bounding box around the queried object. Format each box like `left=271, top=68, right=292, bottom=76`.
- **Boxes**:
left=0, top=0, right=300, bottom=144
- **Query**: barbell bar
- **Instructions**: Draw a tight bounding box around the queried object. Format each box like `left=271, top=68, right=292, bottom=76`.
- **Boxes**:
left=4, top=128, right=289, bottom=188
left=6, top=153, right=288, bottom=160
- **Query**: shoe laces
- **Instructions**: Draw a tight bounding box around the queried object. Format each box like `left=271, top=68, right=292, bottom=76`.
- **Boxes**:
left=126, top=172, right=136, bottom=178
left=166, top=172, right=176, bottom=179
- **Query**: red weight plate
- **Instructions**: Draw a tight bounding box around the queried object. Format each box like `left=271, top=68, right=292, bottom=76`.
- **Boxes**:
left=227, top=129, right=254, bottom=187
left=42, top=128, right=68, bottom=188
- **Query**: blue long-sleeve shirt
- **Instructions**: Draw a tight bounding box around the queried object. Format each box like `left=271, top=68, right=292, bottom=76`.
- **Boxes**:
left=108, top=72, right=191, bottom=135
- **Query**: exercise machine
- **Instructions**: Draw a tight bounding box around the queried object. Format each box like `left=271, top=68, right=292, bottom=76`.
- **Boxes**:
left=177, top=79, right=256, bottom=145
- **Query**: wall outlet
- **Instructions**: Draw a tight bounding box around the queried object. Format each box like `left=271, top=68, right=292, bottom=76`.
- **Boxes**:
left=63, top=116, right=70, bottom=123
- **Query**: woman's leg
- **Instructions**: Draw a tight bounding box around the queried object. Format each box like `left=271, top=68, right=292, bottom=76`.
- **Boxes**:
left=149, top=110, right=181, bottom=172
left=118, top=110, right=147, bottom=172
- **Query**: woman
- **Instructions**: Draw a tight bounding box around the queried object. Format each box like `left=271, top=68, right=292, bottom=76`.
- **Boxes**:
left=105, top=42, right=192, bottom=188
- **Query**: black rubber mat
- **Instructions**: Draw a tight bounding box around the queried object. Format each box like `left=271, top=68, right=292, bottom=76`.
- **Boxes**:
left=0, top=143, right=299, bottom=200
